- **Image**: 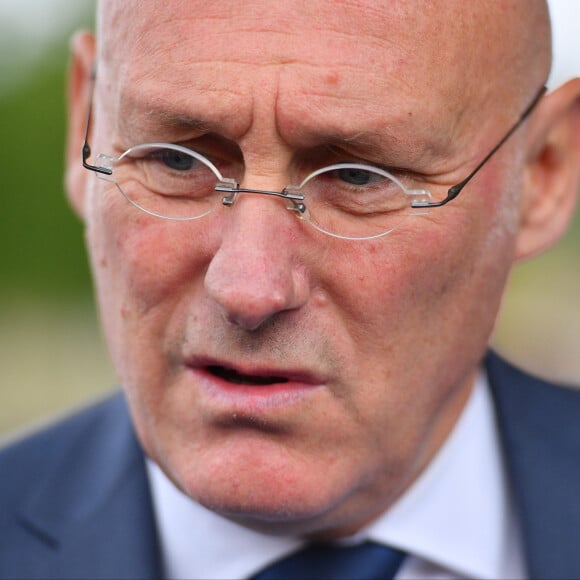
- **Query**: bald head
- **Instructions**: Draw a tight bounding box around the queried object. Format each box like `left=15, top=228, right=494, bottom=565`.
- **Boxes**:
left=96, top=0, right=551, bottom=97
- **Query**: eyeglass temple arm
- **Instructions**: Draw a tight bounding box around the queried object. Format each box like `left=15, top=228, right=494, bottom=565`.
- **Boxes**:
left=419, top=85, right=547, bottom=209
left=82, top=68, right=113, bottom=176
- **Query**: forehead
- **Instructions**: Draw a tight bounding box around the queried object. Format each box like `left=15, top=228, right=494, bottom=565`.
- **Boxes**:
left=97, top=0, right=524, bottom=152
left=101, top=1, right=483, bottom=86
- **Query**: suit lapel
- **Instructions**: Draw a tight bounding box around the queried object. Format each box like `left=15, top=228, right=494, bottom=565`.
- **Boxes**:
left=18, top=394, right=161, bottom=579
left=487, top=352, right=580, bottom=579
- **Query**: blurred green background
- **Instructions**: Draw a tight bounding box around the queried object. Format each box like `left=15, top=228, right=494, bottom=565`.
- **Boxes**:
left=0, top=1, right=116, bottom=437
left=1, top=1, right=579, bottom=438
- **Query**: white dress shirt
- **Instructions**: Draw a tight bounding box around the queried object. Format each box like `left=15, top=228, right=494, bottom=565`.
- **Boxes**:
left=147, top=372, right=526, bottom=579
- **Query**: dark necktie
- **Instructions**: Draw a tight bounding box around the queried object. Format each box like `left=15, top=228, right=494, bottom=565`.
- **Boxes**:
left=252, top=541, right=406, bottom=580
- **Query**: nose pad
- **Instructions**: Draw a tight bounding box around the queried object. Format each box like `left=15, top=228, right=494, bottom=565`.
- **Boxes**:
left=205, top=196, right=310, bottom=331
left=218, top=184, right=307, bottom=218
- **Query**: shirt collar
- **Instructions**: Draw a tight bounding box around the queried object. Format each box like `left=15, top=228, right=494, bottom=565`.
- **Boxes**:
left=147, top=371, right=525, bottom=579
left=147, top=461, right=301, bottom=579
left=365, top=371, right=525, bottom=579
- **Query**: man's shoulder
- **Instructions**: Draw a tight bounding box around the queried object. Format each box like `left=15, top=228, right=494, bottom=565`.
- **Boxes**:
left=0, top=393, right=161, bottom=579
left=0, top=393, right=129, bottom=507
left=486, top=349, right=580, bottom=457
left=486, top=351, right=580, bottom=579
left=486, top=350, right=580, bottom=417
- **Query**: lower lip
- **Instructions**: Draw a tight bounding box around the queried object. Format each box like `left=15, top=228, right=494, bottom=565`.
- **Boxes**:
left=190, top=367, right=324, bottom=414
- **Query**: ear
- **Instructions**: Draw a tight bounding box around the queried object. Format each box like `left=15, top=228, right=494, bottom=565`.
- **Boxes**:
left=65, top=31, right=96, bottom=220
left=515, top=78, right=580, bottom=261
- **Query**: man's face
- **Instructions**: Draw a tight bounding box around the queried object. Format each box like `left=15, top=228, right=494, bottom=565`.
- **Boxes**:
left=72, top=1, right=539, bottom=536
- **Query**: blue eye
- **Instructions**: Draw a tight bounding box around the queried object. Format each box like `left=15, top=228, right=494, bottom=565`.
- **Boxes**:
left=157, top=149, right=195, bottom=171
left=337, top=167, right=379, bottom=186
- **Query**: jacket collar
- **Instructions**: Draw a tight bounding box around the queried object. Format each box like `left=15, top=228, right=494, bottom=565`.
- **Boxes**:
left=486, top=351, right=580, bottom=579
left=19, top=394, right=161, bottom=579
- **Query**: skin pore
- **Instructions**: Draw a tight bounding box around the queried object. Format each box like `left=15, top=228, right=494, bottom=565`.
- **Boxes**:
left=66, top=0, right=556, bottom=538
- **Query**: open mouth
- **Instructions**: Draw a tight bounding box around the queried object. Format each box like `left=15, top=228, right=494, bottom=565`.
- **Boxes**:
left=207, top=365, right=290, bottom=386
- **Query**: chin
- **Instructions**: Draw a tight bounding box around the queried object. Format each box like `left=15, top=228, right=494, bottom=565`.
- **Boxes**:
left=208, top=488, right=379, bottom=539
left=164, top=445, right=368, bottom=536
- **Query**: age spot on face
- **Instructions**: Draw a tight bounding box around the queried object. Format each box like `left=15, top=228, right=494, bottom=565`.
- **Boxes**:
left=324, top=71, right=340, bottom=86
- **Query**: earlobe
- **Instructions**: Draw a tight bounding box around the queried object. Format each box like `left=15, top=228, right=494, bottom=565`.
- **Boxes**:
left=65, top=31, right=96, bottom=221
left=515, top=78, right=580, bottom=261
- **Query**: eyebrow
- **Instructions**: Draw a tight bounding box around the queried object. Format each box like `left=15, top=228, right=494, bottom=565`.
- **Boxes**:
left=114, top=93, right=444, bottom=171
left=117, top=103, right=214, bottom=143
left=320, top=132, right=400, bottom=160
left=314, top=127, right=444, bottom=171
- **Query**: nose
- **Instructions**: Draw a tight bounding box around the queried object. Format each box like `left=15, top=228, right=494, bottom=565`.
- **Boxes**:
left=204, top=193, right=311, bottom=331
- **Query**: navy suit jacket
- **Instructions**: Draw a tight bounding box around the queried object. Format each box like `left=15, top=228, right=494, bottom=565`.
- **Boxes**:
left=1, top=352, right=580, bottom=579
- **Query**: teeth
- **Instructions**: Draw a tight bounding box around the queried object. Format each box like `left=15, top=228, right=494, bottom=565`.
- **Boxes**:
left=208, top=365, right=288, bottom=386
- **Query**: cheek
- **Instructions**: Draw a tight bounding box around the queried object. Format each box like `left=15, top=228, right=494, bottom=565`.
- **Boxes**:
left=325, top=195, right=516, bottom=407
left=85, top=190, right=217, bottom=372
left=92, top=207, right=214, bottom=313
left=337, top=175, right=516, bottom=331
left=328, top=227, right=452, bottom=341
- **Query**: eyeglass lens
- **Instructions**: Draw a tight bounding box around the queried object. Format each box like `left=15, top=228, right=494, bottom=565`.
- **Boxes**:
left=98, top=144, right=433, bottom=239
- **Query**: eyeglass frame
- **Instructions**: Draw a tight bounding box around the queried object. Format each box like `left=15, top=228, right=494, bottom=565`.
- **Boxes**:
left=82, top=69, right=547, bottom=216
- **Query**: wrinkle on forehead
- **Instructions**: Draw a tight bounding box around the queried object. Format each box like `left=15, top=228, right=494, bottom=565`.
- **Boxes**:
left=96, top=0, right=551, bottom=157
